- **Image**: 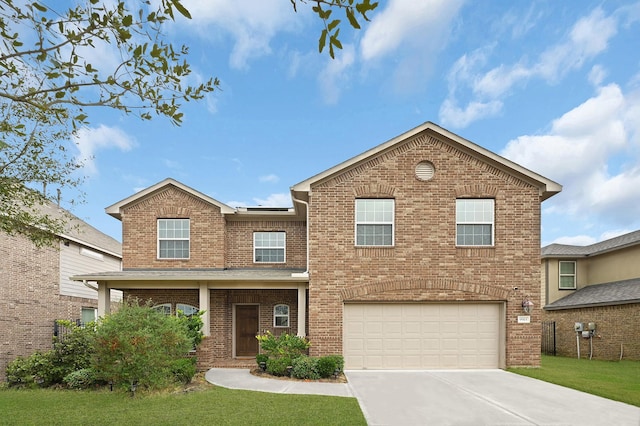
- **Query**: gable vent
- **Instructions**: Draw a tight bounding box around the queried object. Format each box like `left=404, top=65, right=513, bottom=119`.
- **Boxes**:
left=415, top=161, right=435, bottom=181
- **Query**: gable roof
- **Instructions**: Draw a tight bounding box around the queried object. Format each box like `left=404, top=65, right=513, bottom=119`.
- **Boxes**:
left=290, top=121, right=562, bottom=201
left=106, top=178, right=236, bottom=220
left=544, top=278, right=640, bottom=310
left=37, top=201, right=122, bottom=257
left=542, top=229, right=640, bottom=258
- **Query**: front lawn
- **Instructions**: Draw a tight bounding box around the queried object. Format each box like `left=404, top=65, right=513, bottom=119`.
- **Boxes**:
left=509, top=355, right=640, bottom=407
left=0, top=385, right=366, bottom=425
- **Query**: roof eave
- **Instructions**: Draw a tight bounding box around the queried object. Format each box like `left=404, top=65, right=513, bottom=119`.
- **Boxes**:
left=544, top=299, right=640, bottom=311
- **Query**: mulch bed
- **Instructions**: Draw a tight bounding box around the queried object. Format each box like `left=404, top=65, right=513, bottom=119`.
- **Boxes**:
left=250, top=368, right=348, bottom=383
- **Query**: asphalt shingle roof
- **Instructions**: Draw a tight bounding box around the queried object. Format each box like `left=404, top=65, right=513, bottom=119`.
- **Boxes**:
left=544, top=278, right=640, bottom=310
left=541, top=230, right=640, bottom=258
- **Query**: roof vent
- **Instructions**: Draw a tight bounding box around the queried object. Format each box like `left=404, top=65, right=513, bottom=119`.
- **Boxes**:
left=415, top=161, right=435, bottom=181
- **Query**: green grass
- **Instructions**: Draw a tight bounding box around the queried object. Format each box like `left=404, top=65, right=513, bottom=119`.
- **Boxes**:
left=0, top=386, right=366, bottom=425
left=509, top=355, right=640, bottom=407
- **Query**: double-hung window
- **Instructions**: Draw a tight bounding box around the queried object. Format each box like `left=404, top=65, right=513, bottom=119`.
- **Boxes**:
left=274, top=304, right=289, bottom=327
left=158, top=218, right=190, bottom=259
left=254, top=232, right=286, bottom=263
left=355, top=199, right=394, bottom=246
left=559, top=261, right=577, bottom=289
left=456, top=199, right=494, bottom=246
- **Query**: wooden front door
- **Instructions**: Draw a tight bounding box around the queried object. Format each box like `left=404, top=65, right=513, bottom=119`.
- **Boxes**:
left=235, top=305, right=259, bottom=357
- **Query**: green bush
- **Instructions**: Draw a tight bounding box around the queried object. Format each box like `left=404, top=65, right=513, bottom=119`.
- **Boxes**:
left=256, top=353, right=269, bottom=366
left=266, top=356, right=292, bottom=376
left=176, top=310, right=205, bottom=349
left=256, top=331, right=310, bottom=360
left=5, top=354, right=38, bottom=387
left=291, top=356, right=320, bottom=380
left=92, top=298, right=193, bottom=390
left=171, top=358, right=197, bottom=384
left=63, top=368, right=98, bottom=390
left=317, top=355, right=345, bottom=378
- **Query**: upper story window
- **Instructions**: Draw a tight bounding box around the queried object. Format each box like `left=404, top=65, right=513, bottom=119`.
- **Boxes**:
left=274, top=304, right=290, bottom=327
left=355, top=199, right=394, bottom=246
left=456, top=199, right=494, bottom=246
left=158, top=218, right=190, bottom=259
left=254, top=232, right=286, bottom=263
left=559, top=261, right=577, bottom=289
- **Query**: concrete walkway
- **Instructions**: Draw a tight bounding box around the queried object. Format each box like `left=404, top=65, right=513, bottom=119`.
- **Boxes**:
left=205, top=368, right=353, bottom=397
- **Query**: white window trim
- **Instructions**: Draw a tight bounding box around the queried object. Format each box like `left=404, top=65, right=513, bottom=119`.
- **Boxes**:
left=559, top=261, right=577, bottom=290
left=273, top=304, right=290, bottom=328
left=157, top=218, right=190, bottom=260
left=253, top=231, right=286, bottom=263
left=455, top=199, right=495, bottom=247
left=355, top=199, right=395, bottom=247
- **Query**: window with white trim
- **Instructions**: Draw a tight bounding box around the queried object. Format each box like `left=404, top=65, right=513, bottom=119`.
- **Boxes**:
left=355, top=199, right=394, bottom=246
left=158, top=219, right=190, bottom=259
left=176, top=303, right=199, bottom=316
left=153, top=303, right=172, bottom=315
left=254, top=232, right=286, bottom=263
left=274, top=304, right=289, bottom=327
left=456, top=199, right=494, bottom=246
left=559, top=261, right=577, bottom=289
left=81, top=307, right=97, bottom=326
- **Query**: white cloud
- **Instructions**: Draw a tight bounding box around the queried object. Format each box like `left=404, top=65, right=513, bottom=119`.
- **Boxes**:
left=318, top=45, right=355, bottom=104
left=440, top=7, right=620, bottom=128
left=502, top=83, right=640, bottom=226
left=179, top=0, right=300, bottom=70
left=259, top=174, right=280, bottom=183
left=551, top=235, right=596, bottom=246
left=253, top=193, right=292, bottom=207
left=588, top=65, right=607, bottom=87
left=74, top=125, right=136, bottom=175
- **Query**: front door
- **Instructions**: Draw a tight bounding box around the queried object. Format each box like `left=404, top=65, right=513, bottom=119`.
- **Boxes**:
left=235, top=305, right=259, bottom=357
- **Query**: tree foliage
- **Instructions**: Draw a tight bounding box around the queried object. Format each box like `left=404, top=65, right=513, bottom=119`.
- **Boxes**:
left=0, top=0, right=217, bottom=246
left=292, top=0, right=378, bottom=58
left=92, top=299, right=193, bottom=390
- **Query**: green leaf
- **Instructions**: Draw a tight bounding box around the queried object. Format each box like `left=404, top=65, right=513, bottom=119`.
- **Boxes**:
left=346, top=8, right=361, bottom=29
left=122, top=14, right=133, bottom=26
left=319, top=29, right=327, bottom=53
left=327, top=19, right=340, bottom=32
left=171, top=0, right=192, bottom=19
left=55, top=91, right=65, bottom=99
left=32, top=2, right=47, bottom=12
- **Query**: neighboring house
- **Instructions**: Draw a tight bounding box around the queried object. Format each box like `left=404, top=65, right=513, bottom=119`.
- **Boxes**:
left=542, top=230, right=640, bottom=360
left=0, top=202, right=122, bottom=380
left=72, top=122, right=560, bottom=369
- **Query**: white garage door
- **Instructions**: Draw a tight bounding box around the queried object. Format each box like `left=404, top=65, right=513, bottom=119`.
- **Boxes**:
left=343, top=303, right=501, bottom=369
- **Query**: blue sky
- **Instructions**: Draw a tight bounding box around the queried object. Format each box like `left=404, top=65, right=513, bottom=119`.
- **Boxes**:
left=67, top=0, right=640, bottom=247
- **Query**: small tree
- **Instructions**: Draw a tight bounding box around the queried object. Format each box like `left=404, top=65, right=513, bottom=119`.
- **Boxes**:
left=92, top=299, right=192, bottom=390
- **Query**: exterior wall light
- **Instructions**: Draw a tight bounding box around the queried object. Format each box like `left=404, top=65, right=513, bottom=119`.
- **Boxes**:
left=522, top=297, right=534, bottom=314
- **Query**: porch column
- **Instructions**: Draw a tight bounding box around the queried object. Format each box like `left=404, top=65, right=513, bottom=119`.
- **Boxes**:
left=297, top=284, right=306, bottom=337
left=97, top=283, right=110, bottom=318
left=199, top=282, right=210, bottom=337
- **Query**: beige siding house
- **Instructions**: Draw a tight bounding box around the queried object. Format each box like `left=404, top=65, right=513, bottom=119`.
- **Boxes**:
left=0, top=202, right=122, bottom=380
left=542, top=230, right=640, bottom=360
left=74, top=122, right=561, bottom=370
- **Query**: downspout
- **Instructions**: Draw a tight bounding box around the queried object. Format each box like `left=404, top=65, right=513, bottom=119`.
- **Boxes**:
left=82, top=280, right=98, bottom=291
left=291, top=195, right=309, bottom=277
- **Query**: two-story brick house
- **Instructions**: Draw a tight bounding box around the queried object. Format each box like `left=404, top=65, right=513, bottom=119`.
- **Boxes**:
left=542, top=230, right=640, bottom=360
left=73, top=122, right=561, bottom=369
left=1, top=202, right=122, bottom=380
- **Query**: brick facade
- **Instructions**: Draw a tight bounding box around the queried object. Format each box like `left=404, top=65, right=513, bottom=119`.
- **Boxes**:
left=543, top=305, right=640, bottom=360
left=0, top=233, right=98, bottom=380
left=307, top=133, right=543, bottom=366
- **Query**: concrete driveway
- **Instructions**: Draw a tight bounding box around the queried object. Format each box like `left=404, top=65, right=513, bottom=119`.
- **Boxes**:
left=345, top=370, right=640, bottom=426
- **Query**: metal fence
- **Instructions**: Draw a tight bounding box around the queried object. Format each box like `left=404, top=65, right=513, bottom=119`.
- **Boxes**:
left=53, top=319, right=82, bottom=340
left=542, top=321, right=556, bottom=356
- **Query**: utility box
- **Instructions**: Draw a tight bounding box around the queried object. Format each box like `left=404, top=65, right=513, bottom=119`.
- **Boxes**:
left=574, top=322, right=583, bottom=332
left=588, top=322, right=596, bottom=332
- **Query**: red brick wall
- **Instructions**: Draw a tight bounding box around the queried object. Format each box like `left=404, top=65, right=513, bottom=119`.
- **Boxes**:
left=122, top=186, right=226, bottom=269
left=543, top=305, right=640, bottom=360
left=0, top=234, right=98, bottom=381
left=225, top=220, right=306, bottom=269
left=306, top=133, right=543, bottom=367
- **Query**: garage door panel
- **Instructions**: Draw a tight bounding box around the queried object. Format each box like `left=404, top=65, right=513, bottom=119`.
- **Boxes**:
left=344, top=303, right=500, bottom=369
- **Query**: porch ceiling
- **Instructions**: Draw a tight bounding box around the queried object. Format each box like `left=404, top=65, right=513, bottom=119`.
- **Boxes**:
left=71, top=268, right=309, bottom=283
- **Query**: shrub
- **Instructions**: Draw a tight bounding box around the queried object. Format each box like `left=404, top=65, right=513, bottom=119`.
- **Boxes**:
left=64, top=368, right=98, bottom=390
left=266, top=356, right=292, bottom=376
left=171, top=358, right=197, bottom=384
left=291, top=356, right=320, bottom=380
left=176, top=310, right=205, bottom=349
left=256, top=353, right=269, bottom=366
left=317, top=355, right=345, bottom=378
left=6, top=354, right=38, bottom=387
left=92, top=298, right=193, bottom=390
left=256, top=331, right=310, bottom=360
